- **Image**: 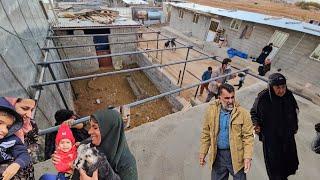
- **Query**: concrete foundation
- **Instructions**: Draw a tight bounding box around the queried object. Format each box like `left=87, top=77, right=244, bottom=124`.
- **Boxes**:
left=136, top=53, right=184, bottom=111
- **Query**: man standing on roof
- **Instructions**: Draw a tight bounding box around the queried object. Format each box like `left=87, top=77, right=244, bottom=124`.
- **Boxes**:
left=200, top=83, right=254, bottom=180
left=250, top=73, right=299, bottom=180
left=206, top=58, right=234, bottom=102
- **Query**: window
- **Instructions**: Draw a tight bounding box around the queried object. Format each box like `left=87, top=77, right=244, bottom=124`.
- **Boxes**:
left=178, top=9, right=184, bottom=19
left=230, top=19, right=242, bottom=31
left=310, top=44, right=320, bottom=61
left=193, top=14, right=199, bottom=23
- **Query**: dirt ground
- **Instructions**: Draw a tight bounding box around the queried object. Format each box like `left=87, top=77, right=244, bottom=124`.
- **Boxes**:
left=72, top=65, right=173, bottom=129
left=189, top=0, right=320, bottom=21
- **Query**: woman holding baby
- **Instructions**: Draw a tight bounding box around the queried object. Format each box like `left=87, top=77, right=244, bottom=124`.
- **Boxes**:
left=42, top=108, right=138, bottom=180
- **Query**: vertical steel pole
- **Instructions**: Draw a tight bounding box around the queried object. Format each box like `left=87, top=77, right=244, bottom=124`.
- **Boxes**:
left=180, top=47, right=191, bottom=88
left=177, top=70, right=181, bottom=85
left=47, top=64, right=70, bottom=110
left=156, top=32, right=160, bottom=58
left=194, top=85, right=200, bottom=99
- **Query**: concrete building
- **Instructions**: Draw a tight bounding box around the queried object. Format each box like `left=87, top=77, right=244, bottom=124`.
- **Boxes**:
left=0, top=0, right=74, bottom=129
left=166, top=2, right=320, bottom=89
left=53, top=15, right=140, bottom=71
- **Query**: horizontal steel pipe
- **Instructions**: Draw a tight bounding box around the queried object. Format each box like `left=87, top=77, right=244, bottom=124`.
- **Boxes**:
left=38, top=68, right=248, bottom=135
left=53, top=25, right=142, bottom=31
left=42, top=38, right=173, bottom=50
left=37, top=46, right=191, bottom=65
left=39, top=116, right=90, bottom=135
left=48, top=31, right=159, bottom=39
left=32, top=56, right=216, bottom=88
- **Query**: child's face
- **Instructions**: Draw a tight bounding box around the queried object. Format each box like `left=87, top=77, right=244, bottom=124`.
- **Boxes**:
left=0, top=111, right=14, bottom=139
left=58, top=139, right=73, bottom=152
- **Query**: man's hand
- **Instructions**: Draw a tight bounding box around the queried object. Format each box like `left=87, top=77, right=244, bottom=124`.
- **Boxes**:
left=80, top=169, right=98, bottom=180
left=64, top=119, right=84, bottom=129
left=199, top=153, right=206, bottom=167
left=2, top=162, right=20, bottom=180
left=244, top=158, right=252, bottom=173
left=254, top=125, right=261, bottom=134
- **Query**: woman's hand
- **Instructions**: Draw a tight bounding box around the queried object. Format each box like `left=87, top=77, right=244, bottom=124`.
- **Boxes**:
left=79, top=169, right=98, bottom=180
left=51, top=151, right=61, bottom=165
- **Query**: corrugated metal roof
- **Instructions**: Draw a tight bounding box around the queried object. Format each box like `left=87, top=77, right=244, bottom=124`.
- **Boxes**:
left=171, top=3, right=320, bottom=37
left=54, top=17, right=139, bottom=28
left=122, top=0, right=148, bottom=5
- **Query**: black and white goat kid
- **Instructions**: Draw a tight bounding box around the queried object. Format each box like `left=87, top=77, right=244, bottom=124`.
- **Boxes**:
left=73, top=144, right=120, bottom=180
left=164, top=39, right=176, bottom=51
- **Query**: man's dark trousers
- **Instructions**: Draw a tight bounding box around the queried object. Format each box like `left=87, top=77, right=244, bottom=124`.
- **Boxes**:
left=211, top=149, right=246, bottom=180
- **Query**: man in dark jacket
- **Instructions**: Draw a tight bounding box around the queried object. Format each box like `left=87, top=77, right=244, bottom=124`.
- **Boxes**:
left=44, top=109, right=89, bottom=160
left=250, top=73, right=299, bottom=180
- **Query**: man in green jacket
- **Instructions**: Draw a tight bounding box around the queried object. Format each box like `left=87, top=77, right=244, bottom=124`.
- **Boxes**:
left=200, top=83, right=254, bottom=180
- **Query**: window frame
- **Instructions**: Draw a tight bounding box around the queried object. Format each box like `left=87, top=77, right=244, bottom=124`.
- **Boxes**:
left=192, top=13, right=199, bottom=24
left=310, top=44, right=320, bottom=61
left=178, top=9, right=184, bottom=19
left=229, top=19, right=242, bottom=31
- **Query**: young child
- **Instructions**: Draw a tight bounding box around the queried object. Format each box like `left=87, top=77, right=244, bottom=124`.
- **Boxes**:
left=0, top=98, right=31, bottom=180
left=234, top=72, right=246, bottom=90
left=54, top=123, right=77, bottom=178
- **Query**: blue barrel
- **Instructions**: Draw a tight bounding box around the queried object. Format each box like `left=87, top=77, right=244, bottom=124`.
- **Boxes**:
left=148, top=11, right=161, bottom=20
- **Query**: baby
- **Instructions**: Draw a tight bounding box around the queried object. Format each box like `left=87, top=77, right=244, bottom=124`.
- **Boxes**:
left=54, top=123, right=77, bottom=177
left=0, top=98, right=31, bottom=180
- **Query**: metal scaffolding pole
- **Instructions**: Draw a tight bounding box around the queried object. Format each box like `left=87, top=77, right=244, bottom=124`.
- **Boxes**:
left=47, top=31, right=159, bottom=39
left=145, top=27, right=270, bottom=83
left=32, top=30, right=52, bottom=118
left=32, top=56, right=216, bottom=88
left=52, top=25, right=142, bottom=31
left=42, top=38, right=173, bottom=50
left=37, top=46, right=191, bottom=66
left=47, top=65, right=69, bottom=110
left=180, top=46, right=192, bottom=88
left=38, top=68, right=248, bottom=135
left=156, top=32, right=160, bottom=58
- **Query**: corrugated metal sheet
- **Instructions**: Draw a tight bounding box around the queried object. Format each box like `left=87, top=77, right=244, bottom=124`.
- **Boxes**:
left=122, top=0, right=148, bottom=5
left=171, top=2, right=320, bottom=37
left=54, top=17, right=139, bottom=28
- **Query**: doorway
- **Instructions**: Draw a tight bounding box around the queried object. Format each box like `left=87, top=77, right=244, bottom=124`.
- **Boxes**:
left=206, top=19, right=220, bottom=42
left=84, top=29, right=112, bottom=67
left=267, top=30, right=289, bottom=60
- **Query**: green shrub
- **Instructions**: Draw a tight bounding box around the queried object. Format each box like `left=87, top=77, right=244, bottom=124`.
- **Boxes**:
left=295, top=1, right=320, bottom=10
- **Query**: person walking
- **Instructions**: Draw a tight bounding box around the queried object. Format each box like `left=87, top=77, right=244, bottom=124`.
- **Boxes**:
left=256, top=43, right=273, bottom=76
left=200, top=83, right=254, bottom=180
left=200, top=67, right=213, bottom=96
left=206, top=58, right=234, bottom=102
left=250, top=73, right=299, bottom=180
